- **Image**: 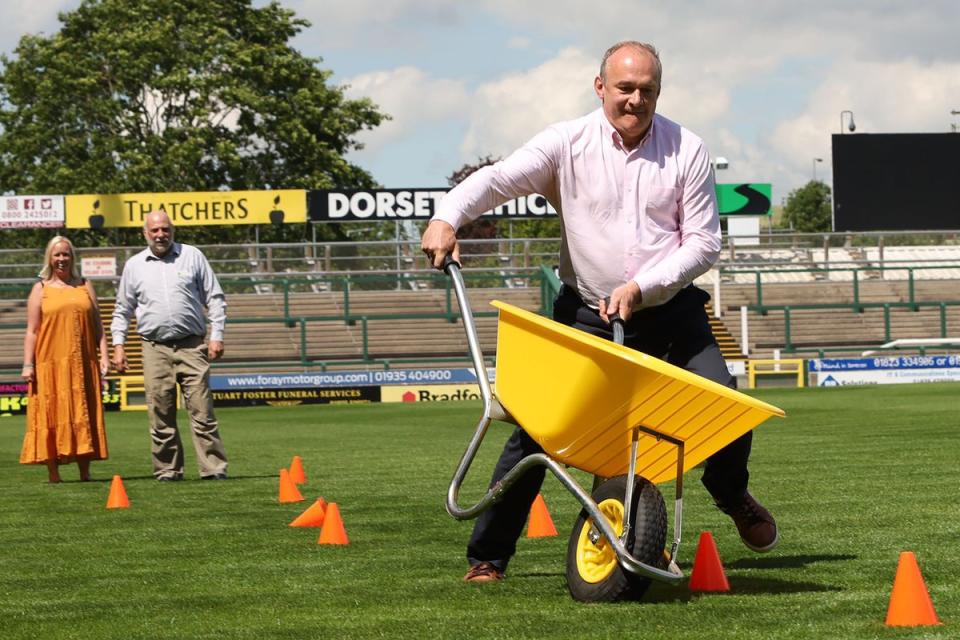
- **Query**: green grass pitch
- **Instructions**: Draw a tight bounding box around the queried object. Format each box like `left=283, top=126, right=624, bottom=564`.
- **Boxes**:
left=1, top=382, right=958, bottom=639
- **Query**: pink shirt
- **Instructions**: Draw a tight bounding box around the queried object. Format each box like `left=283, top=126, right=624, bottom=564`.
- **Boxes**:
left=435, top=108, right=721, bottom=309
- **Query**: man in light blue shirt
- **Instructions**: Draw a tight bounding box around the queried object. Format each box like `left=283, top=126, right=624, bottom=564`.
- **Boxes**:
left=111, top=210, right=229, bottom=481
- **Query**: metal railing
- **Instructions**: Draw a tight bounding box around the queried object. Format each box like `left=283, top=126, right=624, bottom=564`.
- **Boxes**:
left=771, top=302, right=960, bottom=352
left=2, top=228, right=958, bottom=283
left=722, top=264, right=960, bottom=315
left=0, top=270, right=550, bottom=373
left=4, top=231, right=960, bottom=368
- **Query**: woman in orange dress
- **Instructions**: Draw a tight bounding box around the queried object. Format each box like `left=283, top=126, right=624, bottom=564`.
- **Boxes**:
left=20, top=236, right=110, bottom=483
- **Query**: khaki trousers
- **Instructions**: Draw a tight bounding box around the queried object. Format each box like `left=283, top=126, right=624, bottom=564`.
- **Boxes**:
left=141, top=335, right=228, bottom=479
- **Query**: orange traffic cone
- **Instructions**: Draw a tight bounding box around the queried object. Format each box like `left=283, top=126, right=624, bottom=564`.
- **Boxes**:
left=688, top=531, right=730, bottom=592
left=106, top=475, right=130, bottom=509
left=526, top=494, right=558, bottom=538
left=278, top=468, right=304, bottom=503
left=289, top=455, right=306, bottom=484
left=885, top=552, right=941, bottom=627
left=290, top=497, right=327, bottom=527
left=317, top=502, right=349, bottom=545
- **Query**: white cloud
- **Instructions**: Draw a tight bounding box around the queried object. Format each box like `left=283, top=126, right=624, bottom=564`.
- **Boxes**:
left=460, top=47, right=597, bottom=160
left=770, top=58, right=960, bottom=189
left=296, top=0, right=460, bottom=25
left=482, top=0, right=959, bottom=66
left=289, top=0, right=464, bottom=48
left=2, top=0, right=958, bottom=200
left=344, top=66, right=469, bottom=152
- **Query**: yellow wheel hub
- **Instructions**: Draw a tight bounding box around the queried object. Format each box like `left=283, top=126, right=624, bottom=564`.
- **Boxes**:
left=574, top=498, right=624, bottom=584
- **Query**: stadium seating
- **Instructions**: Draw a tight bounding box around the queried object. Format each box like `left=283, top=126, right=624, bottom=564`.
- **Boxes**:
left=2, top=238, right=959, bottom=373
left=717, top=279, right=960, bottom=357
left=220, top=286, right=541, bottom=370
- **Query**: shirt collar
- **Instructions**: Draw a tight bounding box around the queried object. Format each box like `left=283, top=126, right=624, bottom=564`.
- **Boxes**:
left=145, top=241, right=182, bottom=261
left=599, top=110, right=656, bottom=153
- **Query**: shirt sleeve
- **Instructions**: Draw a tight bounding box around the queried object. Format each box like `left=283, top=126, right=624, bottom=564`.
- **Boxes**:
left=110, top=266, right=136, bottom=346
left=197, top=254, right=227, bottom=342
left=631, top=139, right=721, bottom=306
left=434, top=127, right=562, bottom=229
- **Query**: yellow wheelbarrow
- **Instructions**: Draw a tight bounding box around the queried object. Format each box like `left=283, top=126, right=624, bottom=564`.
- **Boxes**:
left=443, top=260, right=785, bottom=601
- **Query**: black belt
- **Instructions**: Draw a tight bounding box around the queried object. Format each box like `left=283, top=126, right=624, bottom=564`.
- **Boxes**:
left=141, top=335, right=202, bottom=347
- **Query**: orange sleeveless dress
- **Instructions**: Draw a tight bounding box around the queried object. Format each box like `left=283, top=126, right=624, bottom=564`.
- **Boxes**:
left=20, top=283, right=108, bottom=464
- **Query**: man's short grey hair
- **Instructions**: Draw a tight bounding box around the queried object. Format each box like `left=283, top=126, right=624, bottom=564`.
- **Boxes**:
left=599, top=41, right=662, bottom=85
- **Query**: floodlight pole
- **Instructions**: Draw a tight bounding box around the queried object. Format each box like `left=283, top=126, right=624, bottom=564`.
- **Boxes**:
left=840, top=110, right=856, bottom=133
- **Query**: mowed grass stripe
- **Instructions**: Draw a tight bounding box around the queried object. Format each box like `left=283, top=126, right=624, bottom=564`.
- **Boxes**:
left=0, top=383, right=957, bottom=639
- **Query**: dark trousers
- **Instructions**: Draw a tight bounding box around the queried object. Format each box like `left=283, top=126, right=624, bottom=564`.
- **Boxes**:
left=466, top=285, right=752, bottom=570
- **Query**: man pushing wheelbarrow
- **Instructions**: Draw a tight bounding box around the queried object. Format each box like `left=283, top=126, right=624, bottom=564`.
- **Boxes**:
left=422, top=40, right=781, bottom=601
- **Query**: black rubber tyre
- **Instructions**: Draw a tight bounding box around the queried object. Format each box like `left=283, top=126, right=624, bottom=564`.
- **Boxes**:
left=565, top=474, right=667, bottom=602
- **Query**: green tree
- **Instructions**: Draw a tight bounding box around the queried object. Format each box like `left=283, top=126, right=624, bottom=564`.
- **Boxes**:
left=0, top=0, right=386, bottom=247
left=781, top=180, right=833, bottom=233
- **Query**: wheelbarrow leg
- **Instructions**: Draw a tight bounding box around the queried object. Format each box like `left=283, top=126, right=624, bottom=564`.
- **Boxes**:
left=620, top=428, right=641, bottom=544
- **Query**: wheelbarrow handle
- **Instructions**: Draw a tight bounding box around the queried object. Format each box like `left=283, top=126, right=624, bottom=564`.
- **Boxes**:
left=441, top=253, right=461, bottom=274
left=442, top=256, right=493, bottom=404
left=602, top=297, right=626, bottom=346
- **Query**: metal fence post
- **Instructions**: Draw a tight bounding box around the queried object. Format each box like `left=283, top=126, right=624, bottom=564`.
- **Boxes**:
left=908, top=269, right=917, bottom=310
left=299, top=319, right=308, bottom=366
left=361, top=317, right=369, bottom=361
left=783, top=307, right=792, bottom=351
left=853, top=270, right=861, bottom=312
left=713, top=271, right=721, bottom=318
left=740, top=305, right=749, bottom=356
left=755, top=271, right=764, bottom=314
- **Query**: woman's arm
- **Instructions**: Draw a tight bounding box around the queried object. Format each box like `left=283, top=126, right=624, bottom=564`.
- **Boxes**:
left=85, top=280, right=110, bottom=376
left=22, top=282, right=43, bottom=382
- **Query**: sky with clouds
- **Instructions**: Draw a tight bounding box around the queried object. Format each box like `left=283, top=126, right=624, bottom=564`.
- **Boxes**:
left=3, top=0, right=959, bottom=204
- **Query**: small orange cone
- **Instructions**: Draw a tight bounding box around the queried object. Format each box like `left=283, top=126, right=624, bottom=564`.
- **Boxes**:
left=106, top=475, right=130, bottom=509
left=688, top=531, right=730, bottom=592
left=317, top=502, right=349, bottom=545
left=290, top=497, right=327, bottom=527
left=885, top=552, right=941, bottom=627
left=526, top=494, right=558, bottom=538
left=289, top=455, right=306, bottom=484
left=278, top=468, right=304, bottom=503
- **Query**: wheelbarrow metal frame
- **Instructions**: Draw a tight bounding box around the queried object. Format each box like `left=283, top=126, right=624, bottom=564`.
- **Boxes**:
left=443, top=261, right=685, bottom=585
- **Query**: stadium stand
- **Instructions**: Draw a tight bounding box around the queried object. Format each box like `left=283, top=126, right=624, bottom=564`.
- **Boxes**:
left=713, top=277, right=960, bottom=358
left=1, top=240, right=958, bottom=373
left=215, top=286, right=542, bottom=370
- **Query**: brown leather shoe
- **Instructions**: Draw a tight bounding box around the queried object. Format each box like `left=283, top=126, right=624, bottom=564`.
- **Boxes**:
left=463, top=562, right=504, bottom=583
left=718, top=492, right=779, bottom=553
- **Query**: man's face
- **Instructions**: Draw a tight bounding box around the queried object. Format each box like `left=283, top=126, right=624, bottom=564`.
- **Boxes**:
left=594, top=46, right=661, bottom=149
left=144, top=214, right=174, bottom=257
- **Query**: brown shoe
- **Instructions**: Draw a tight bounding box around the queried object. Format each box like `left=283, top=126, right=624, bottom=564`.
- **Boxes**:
left=463, top=562, right=504, bottom=583
left=718, top=492, right=779, bottom=553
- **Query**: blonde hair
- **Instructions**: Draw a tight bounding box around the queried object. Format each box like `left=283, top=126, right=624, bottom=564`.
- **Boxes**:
left=39, top=235, right=81, bottom=281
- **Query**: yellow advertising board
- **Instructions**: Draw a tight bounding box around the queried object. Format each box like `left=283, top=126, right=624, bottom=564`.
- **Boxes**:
left=65, top=189, right=306, bottom=228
